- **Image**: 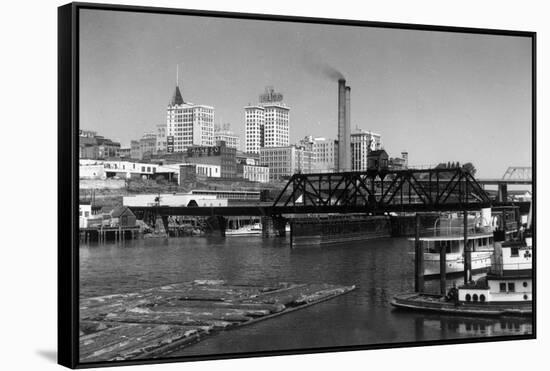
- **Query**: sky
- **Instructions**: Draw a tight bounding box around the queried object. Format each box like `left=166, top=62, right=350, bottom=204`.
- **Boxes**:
left=79, top=9, right=532, bottom=178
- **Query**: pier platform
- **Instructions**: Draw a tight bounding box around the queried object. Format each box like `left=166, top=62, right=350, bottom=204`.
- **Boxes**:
left=79, top=280, right=356, bottom=362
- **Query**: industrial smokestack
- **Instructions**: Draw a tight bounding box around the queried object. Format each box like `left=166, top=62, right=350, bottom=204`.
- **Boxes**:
left=345, top=86, right=351, bottom=171
left=337, top=79, right=347, bottom=172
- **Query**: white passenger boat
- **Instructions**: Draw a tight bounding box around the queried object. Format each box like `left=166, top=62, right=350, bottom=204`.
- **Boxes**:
left=226, top=222, right=262, bottom=236
left=416, top=233, right=495, bottom=276
left=410, top=215, right=495, bottom=277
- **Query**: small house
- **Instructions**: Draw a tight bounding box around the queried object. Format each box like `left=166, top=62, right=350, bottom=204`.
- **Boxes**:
left=367, top=149, right=389, bottom=171
left=109, top=206, right=137, bottom=227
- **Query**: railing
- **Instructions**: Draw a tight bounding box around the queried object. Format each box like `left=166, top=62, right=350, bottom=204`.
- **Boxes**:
left=419, top=225, right=492, bottom=238
left=489, top=262, right=532, bottom=275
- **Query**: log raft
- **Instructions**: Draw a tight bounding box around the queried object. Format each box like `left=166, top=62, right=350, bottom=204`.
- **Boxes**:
left=80, top=280, right=356, bottom=362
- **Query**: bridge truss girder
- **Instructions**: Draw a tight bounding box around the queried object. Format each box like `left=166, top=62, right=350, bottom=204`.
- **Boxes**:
left=502, top=166, right=532, bottom=181
left=273, top=167, right=491, bottom=210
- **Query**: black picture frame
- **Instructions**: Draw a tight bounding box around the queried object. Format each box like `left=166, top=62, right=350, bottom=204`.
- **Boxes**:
left=58, top=2, right=536, bottom=368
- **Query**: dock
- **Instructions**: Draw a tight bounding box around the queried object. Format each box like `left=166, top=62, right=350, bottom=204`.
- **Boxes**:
left=79, top=280, right=356, bottom=362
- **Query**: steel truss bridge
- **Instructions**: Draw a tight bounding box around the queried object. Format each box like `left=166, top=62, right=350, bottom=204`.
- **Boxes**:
left=129, top=167, right=531, bottom=218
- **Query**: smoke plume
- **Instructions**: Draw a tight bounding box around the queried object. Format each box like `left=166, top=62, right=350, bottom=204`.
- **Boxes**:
left=301, top=50, right=345, bottom=81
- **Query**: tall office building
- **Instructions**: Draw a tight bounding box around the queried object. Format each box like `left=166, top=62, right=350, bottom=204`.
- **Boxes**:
left=245, top=86, right=289, bottom=154
left=351, top=128, right=382, bottom=171
left=166, top=83, right=214, bottom=152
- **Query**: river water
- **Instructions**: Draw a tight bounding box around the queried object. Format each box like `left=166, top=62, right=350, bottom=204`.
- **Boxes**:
left=80, top=235, right=532, bottom=357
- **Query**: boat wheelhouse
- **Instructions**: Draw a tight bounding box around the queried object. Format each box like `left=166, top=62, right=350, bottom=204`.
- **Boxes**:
left=458, top=240, right=532, bottom=305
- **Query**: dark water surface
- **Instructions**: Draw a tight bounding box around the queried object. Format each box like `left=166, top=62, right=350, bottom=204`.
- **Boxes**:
left=80, top=236, right=532, bottom=357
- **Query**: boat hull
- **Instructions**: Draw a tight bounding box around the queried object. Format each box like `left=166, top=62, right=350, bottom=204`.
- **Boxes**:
left=391, top=292, right=532, bottom=316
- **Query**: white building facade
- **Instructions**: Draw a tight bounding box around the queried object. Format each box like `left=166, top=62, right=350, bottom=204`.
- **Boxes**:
left=299, top=136, right=338, bottom=173
left=244, top=105, right=265, bottom=154
left=243, top=164, right=270, bottom=183
left=166, top=85, right=214, bottom=152
left=260, top=145, right=312, bottom=181
left=244, top=87, right=289, bottom=154
left=351, top=128, right=382, bottom=171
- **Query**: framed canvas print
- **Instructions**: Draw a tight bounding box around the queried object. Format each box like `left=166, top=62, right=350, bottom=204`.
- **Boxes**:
left=58, top=2, right=536, bottom=368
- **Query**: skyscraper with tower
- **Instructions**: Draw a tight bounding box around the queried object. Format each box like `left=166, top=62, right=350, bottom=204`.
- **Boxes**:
left=165, top=67, right=214, bottom=152
left=244, top=86, right=289, bottom=154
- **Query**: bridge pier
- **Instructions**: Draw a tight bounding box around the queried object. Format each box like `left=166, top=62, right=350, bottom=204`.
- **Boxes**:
left=217, top=216, right=227, bottom=237
left=261, top=216, right=287, bottom=238
left=497, top=183, right=508, bottom=202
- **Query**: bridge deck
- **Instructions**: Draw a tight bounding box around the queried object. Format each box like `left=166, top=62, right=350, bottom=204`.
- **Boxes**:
left=128, top=202, right=529, bottom=217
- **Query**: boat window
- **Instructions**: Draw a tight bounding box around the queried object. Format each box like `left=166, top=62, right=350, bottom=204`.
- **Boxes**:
left=453, top=241, right=460, bottom=252
left=523, top=295, right=528, bottom=300
left=473, top=294, right=478, bottom=302
left=480, top=294, right=486, bottom=302
left=465, top=294, right=471, bottom=302
left=523, top=282, right=528, bottom=288
left=478, top=239, right=482, bottom=247
left=499, top=283, right=506, bottom=292
left=511, top=247, right=519, bottom=257
left=508, top=283, right=515, bottom=292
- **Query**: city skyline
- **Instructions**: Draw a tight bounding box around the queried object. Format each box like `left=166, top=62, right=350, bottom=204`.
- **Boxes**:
left=80, top=9, right=532, bottom=178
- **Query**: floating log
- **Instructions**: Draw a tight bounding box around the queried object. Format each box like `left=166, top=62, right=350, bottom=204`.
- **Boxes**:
left=79, top=280, right=355, bottom=362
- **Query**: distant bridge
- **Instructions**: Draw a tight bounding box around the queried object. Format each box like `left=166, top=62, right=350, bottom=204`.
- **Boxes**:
left=477, top=166, right=532, bottom=202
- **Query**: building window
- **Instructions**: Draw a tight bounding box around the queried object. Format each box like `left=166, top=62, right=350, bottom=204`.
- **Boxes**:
left=465, top=294, right=471, bottom=302
left=511, top=247, right=519, bottom=257
left=523, top=281, right=528, bottom=287
left=508, top=283, right=515, bottom=292
left=499, top=283, right=506, bottom=292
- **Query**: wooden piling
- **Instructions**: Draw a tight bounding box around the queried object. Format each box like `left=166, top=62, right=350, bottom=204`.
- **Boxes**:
left=217, top=216, right=227, bottom=237
left=414, top=213, right=424, bottom=292
left=439, top=241, right=447, bottom=295
left=463, top=210, right=471, bottom=284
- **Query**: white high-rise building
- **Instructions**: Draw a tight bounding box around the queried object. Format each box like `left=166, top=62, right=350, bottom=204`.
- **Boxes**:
left=166, top=84, right=214, bottom=152
left=245, top=87, right=289, bottom=154
left=244, top=105, right=265, bottom=153
left=351, top=128, right=382, bottom=171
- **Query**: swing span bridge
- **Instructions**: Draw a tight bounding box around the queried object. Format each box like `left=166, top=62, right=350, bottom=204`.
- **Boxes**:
left=128, top=166, right=532, bottom=218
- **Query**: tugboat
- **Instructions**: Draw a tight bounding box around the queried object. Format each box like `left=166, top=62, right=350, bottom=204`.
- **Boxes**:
left=392, top=235, right=532, bottom=316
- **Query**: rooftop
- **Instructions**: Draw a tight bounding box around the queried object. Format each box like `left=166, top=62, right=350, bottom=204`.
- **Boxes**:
left=169, top=85, right=184, bottom=106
